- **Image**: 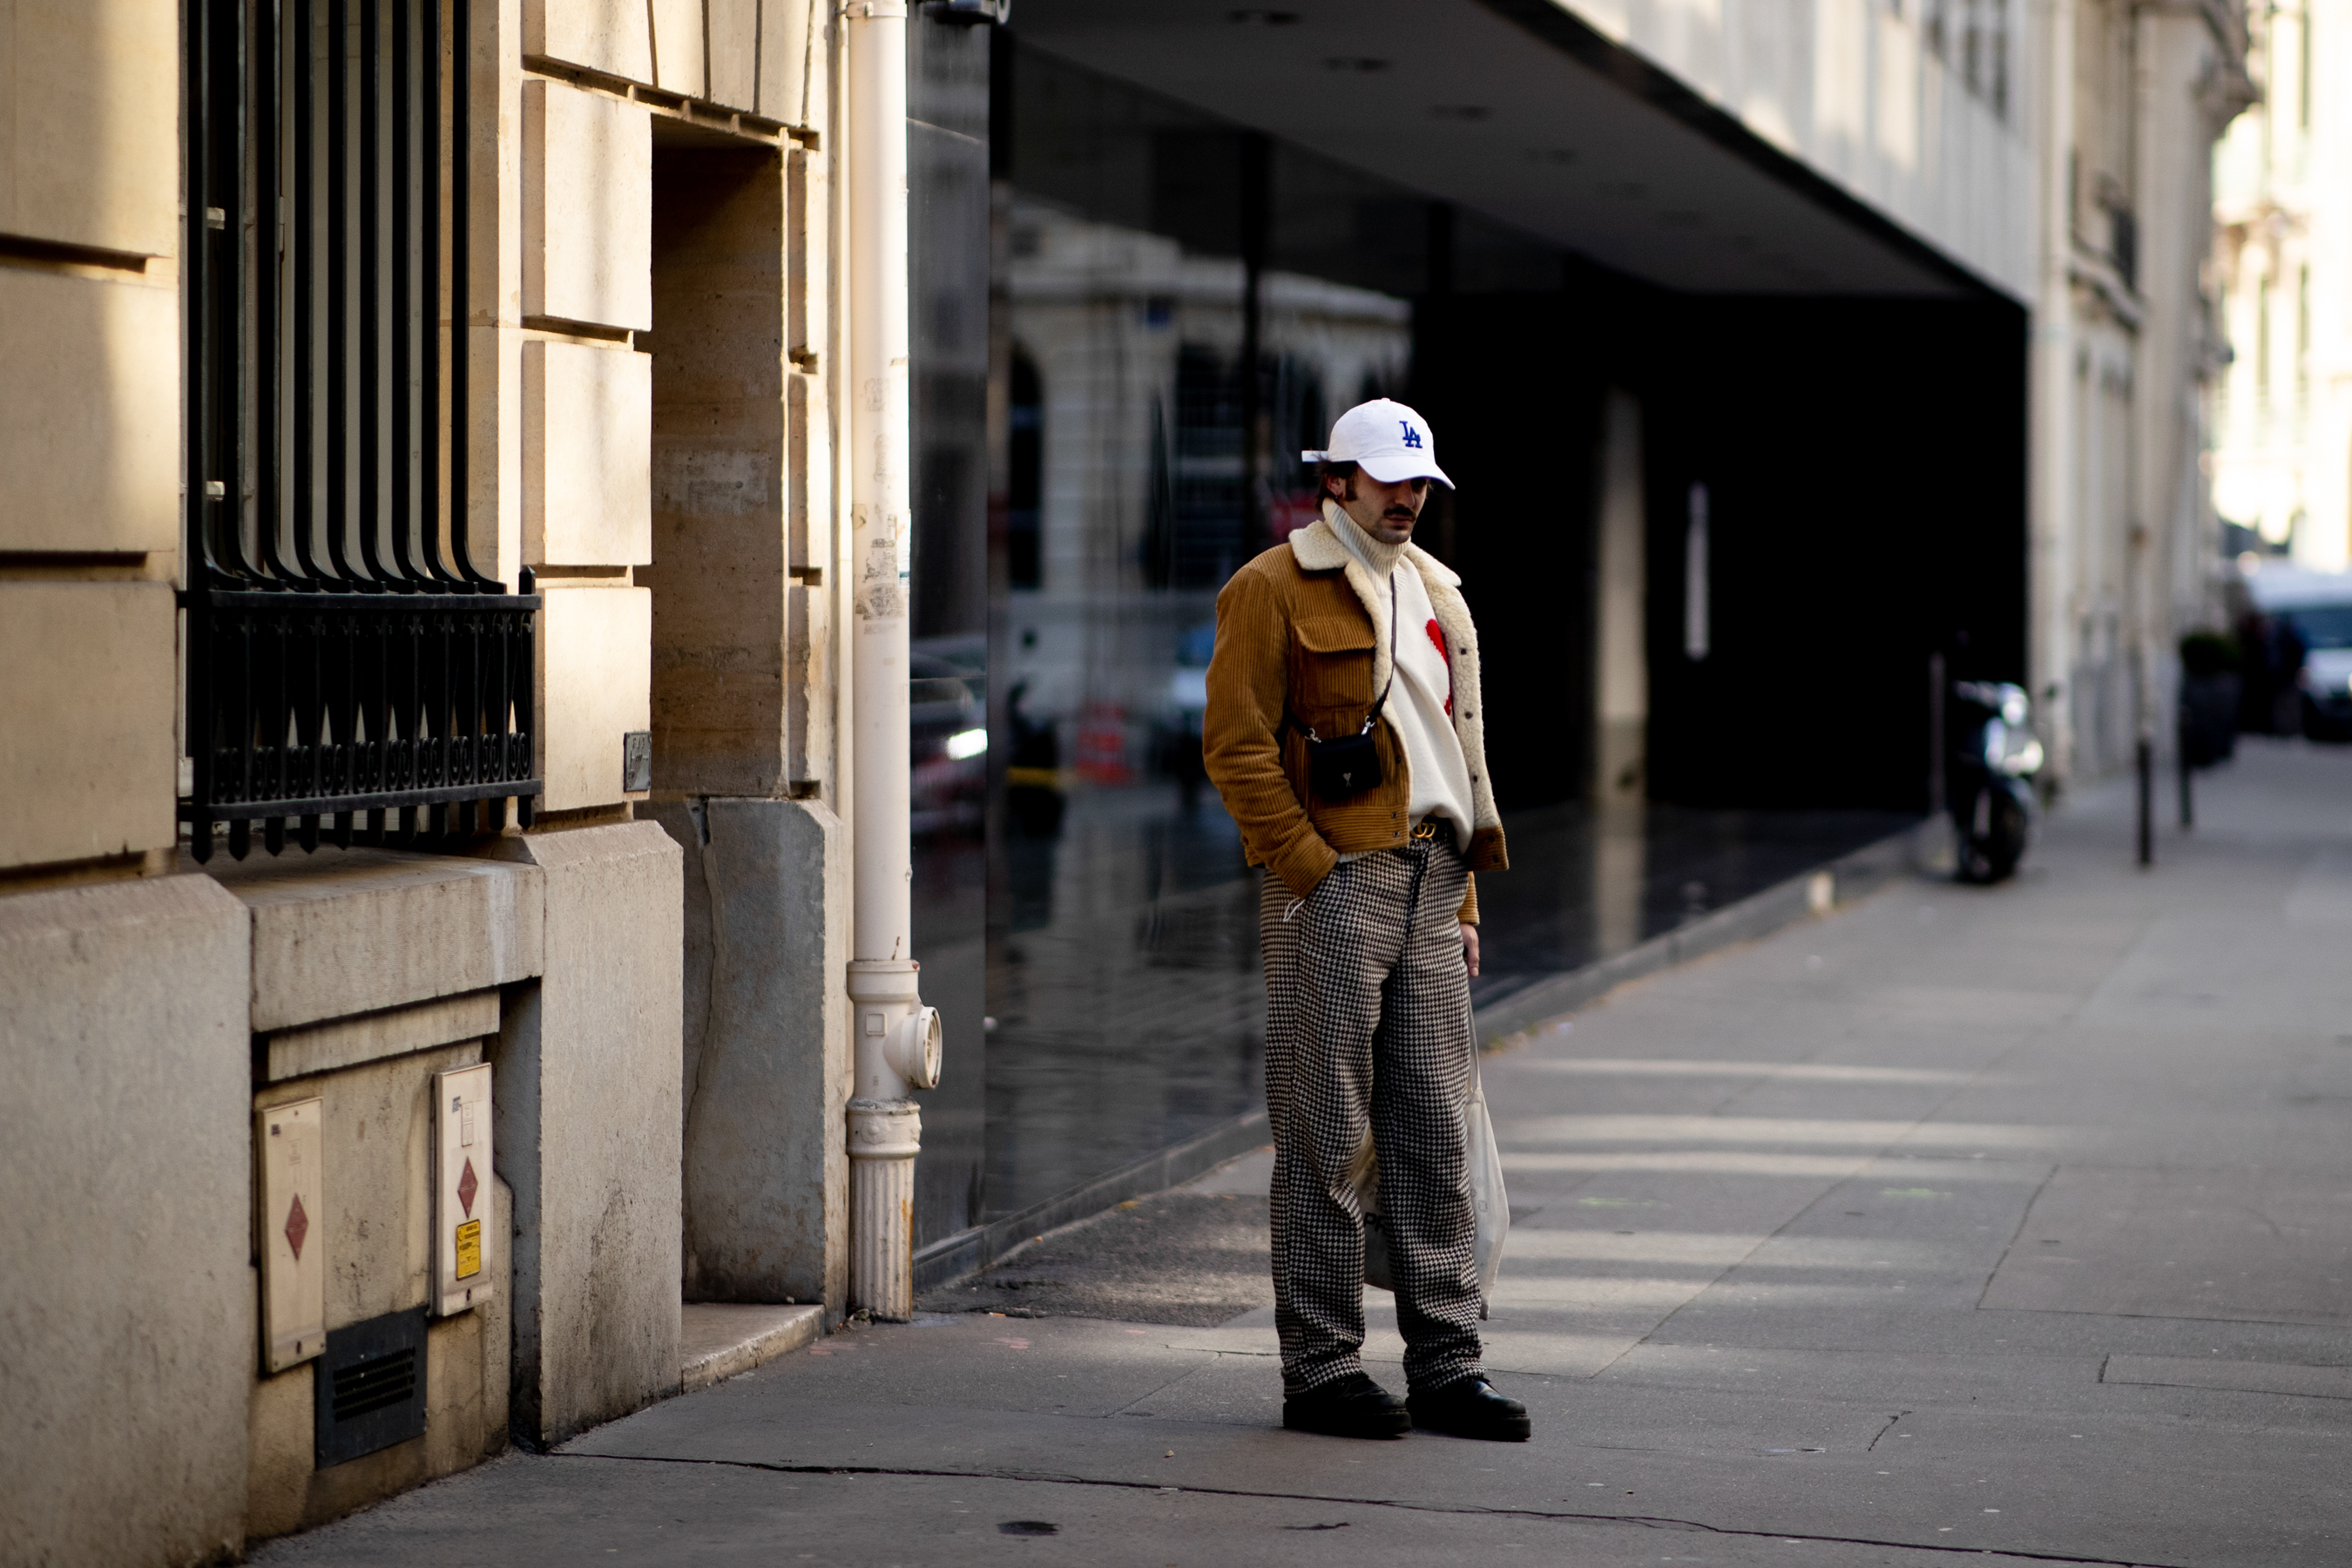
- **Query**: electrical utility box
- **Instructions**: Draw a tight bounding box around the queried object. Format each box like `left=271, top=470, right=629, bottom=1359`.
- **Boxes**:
left=431, top=1064, right=494, bottom=1316
left=257, top=1098, right=326, bottom=1373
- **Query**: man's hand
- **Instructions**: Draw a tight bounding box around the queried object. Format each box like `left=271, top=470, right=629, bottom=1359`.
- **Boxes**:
left=1461, top=922, right=1480, bottom=977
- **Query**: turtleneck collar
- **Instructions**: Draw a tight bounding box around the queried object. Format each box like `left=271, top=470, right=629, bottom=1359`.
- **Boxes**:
left=1323, top=498, right=1408, bottom=579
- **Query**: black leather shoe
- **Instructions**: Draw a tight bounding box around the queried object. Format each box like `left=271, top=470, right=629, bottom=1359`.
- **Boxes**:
left=1408, top=1378, right=1531, bottom=1441
left=1282, top=1372, right=1411, bottom=1439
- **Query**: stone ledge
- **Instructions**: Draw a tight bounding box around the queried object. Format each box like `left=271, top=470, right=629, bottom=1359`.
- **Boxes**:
left=263, top=989, right=503, bottom=1083
left=197, top=847, right=544, bottom=1032
left=679, top=1303, right=825, bottom=1394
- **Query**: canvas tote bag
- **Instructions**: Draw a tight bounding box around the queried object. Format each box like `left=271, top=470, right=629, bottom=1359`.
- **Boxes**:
left=1349, top=996, right=1510, bottom=1316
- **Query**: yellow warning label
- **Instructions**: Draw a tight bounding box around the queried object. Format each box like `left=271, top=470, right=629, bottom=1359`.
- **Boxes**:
left=455, top=1219, right=482, bottom=1280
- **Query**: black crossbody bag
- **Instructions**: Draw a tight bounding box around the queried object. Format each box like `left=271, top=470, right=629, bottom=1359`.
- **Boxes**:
left=1290, top=578, right=1397, bottom=800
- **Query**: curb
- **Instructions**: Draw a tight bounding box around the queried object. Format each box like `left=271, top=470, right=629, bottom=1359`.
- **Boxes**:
left=678, top=1302, right=827, bottom=1392
left=1468, top=819, right=1925, bottom=1044
left=912, top=1107, right=1273, bottom=1295
left=913, top=819, right=1929, bottom=1295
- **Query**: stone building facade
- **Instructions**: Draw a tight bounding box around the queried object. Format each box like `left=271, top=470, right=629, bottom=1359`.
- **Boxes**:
left=2, top=3, right=859, bottom=1563
left=2211, top=0, right=2349, bottom=571
left=2031, top=0, right=2254, bottom=780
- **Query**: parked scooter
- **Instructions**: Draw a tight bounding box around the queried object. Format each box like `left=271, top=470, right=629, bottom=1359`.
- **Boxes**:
left=1948, top=680, right=2044, bottom=884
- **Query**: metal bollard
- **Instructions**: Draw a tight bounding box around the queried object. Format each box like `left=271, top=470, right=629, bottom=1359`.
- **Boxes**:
left=2137, top=738, right=2154, bottom=867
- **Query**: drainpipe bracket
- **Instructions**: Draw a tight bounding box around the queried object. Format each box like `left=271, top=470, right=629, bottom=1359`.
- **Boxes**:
left=848, top=1097, right=923, bottom=1160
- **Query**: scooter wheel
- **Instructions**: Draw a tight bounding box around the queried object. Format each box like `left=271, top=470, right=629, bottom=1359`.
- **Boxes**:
left=1981, top=792, right=2028, bottom=881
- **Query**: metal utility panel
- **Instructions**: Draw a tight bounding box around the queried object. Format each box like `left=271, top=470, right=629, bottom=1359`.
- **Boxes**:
left=257, top=1098, right=325, bottom=1373
left=432, top=1063, right=493, bottom=1315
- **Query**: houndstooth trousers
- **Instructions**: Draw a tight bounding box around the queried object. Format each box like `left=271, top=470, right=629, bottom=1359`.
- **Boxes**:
left=1260, top=829, right=1485, bottom=1395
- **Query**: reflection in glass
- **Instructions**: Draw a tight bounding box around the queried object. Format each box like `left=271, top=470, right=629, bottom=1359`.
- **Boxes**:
left=908, top=14, right=990, bottom=1244
left=982, top=44, right=1423, bottom=1220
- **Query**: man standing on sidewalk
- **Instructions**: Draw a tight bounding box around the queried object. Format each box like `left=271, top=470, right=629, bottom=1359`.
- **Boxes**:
left=1203, top=399, right=1525, bottom=1442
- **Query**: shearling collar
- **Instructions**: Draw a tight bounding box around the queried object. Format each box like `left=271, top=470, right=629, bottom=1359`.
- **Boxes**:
left=1288, top=511, right=1462, bottom=590
left=1288, top=516, right=1352, bottom=572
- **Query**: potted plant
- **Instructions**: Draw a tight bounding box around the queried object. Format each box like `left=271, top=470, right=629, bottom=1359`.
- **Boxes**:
left=2179, top=630, right=2243, bottom=766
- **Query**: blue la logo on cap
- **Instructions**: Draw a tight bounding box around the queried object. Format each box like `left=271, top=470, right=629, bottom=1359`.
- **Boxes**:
left=1400, top=422, right=1423, bottom=449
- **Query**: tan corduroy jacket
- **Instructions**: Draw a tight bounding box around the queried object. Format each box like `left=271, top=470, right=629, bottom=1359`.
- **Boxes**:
left=1203, top=513, right=1507, bottom=924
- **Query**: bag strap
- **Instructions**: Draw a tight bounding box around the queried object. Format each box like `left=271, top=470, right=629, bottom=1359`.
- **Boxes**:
left=1361, top=574, right=1399, bottom=733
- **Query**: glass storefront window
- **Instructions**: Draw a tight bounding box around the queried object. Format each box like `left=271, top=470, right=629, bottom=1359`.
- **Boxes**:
left=980, top=44, right=1434, bottom=1222
left=906, top=30, right=1947, bottom=1254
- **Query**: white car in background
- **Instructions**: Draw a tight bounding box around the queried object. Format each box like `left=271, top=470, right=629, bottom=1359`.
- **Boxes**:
left=2246, top=567, right=2352, bottom=740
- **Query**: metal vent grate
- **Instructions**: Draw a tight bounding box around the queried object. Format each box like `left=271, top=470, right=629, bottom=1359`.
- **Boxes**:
left=332, top=1346, right=418, bottom=1423
left=314, top=1306, right=428, bottom=1468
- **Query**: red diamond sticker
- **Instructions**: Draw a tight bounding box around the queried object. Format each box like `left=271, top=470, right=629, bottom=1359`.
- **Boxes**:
left=457, top=1157, right=478, bottom=1220
left=284, top=1192, right=309, bottom=1261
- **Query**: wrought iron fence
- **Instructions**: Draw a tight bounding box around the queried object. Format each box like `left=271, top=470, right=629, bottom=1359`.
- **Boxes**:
left=184, top=0, right=539, bottom=862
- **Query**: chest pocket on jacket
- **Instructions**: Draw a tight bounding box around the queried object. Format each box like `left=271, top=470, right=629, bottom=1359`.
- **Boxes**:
left=1292, top=616, right=1376, bottom=713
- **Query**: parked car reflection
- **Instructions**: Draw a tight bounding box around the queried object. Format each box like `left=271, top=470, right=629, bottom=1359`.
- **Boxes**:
left=1156, top=621, right=1215, bottom=812
left=912, top=635, right=986, bottom=837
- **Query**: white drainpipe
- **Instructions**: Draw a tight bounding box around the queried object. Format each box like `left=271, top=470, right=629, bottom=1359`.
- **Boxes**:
left=843, top=0, right=942, bottom=1321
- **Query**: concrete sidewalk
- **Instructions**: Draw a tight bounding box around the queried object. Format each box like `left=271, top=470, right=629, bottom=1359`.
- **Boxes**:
left=258, top=740, right=2352, bottom=1567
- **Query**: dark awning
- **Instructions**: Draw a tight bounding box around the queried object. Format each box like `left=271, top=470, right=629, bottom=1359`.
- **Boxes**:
left=1010, top=0, right=2003, bottom=298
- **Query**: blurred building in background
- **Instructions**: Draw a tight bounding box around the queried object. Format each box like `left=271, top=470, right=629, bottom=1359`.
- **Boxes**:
left=2211, top=0, right=2350, bottom=571
left=2031, top=0, right=2254, bottom=781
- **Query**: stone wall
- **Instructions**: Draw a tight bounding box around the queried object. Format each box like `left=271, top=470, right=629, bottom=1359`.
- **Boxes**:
left=0, top=6, right=821, bottom=1559
left=0, top=0, right=181, bottom=878
left=0, top=875, right=253, bottom=1568
left=651, top=800, right=851, bottom=1313
left=490, top=821, right=685, bottom=1445
left=206, top=848, right=546, bottom=1539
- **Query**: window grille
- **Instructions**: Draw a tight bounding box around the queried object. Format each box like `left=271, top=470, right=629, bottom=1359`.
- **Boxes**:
left=184, top=0, right=539, bottom=862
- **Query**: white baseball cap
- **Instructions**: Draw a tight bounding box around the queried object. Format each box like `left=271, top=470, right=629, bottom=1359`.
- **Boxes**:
left=1301, top=398, right=1453, bottom=489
